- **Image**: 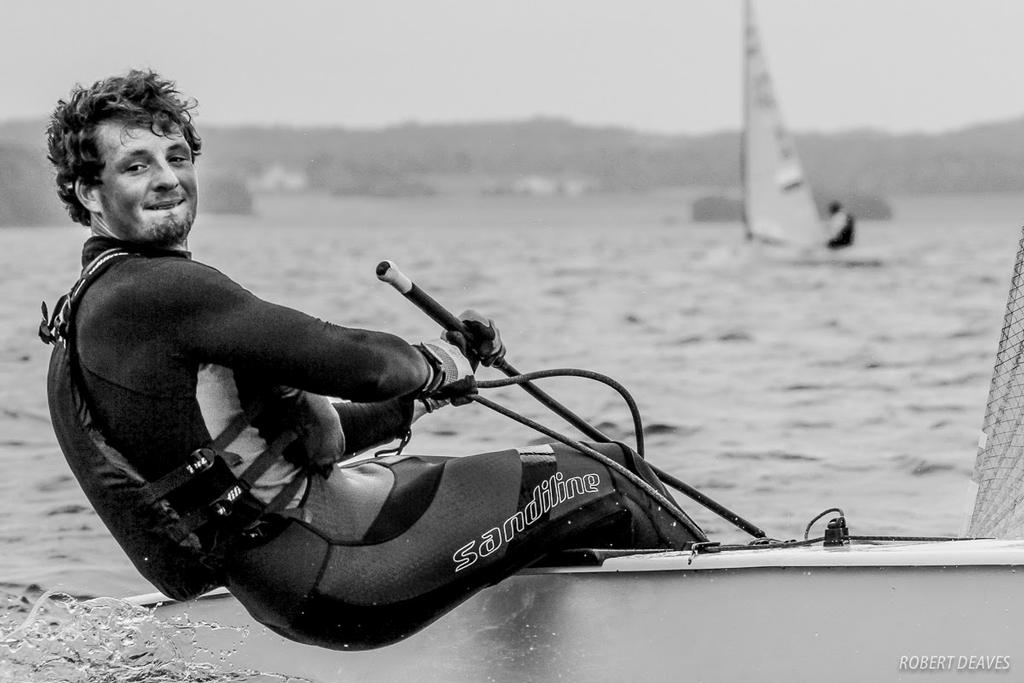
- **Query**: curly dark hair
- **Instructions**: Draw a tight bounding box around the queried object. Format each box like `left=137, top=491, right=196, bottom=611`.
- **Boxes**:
left=46, top=70, right=203, bottom=226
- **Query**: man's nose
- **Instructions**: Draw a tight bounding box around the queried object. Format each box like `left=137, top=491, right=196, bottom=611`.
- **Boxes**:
left=151, top=159, right=181, bottom=190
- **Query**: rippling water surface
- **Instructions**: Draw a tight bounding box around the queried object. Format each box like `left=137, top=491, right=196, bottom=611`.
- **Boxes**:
left=1, top=191, right=1021, bottom=679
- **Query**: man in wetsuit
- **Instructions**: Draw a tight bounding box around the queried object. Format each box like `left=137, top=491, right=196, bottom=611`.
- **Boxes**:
left=826, top=200, right=855, bottom=249
left=43, top=70, right=705, bottom=650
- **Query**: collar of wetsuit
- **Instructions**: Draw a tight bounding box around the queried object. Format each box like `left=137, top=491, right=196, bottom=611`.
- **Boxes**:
left=81, top=236, right=192, bottom=267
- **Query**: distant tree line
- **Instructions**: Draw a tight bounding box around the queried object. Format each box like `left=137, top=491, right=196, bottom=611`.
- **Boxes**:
left=3, top=115, right=1024, bottom=225
left=194, top=117, right=1024, bottom=196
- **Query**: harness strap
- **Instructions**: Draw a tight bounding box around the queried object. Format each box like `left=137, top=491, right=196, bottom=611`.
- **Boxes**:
left=233, top=474, right=309, bottom=543
left=209, top=398, right=266, bottom=452
left=263, top=472, right=308, bottom=516
left=143, top=448, right=219, bottom=504
left=40, top=249, right=133, bottom=346
left=237, top=430, right=298, bottom=487
left=210, top=413, right=252, bottom=452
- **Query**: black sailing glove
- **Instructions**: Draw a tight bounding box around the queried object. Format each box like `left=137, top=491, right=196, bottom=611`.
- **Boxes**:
left=443, top=309, right=506, bottom=369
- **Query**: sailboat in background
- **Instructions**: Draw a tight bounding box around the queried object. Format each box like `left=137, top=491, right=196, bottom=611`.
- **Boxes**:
left=741, top=0, right=829, bottom=249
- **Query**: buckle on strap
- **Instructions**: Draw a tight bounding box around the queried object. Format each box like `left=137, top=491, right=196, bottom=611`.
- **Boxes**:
left=173, top=479, right=260, bottom=540
left=151, top=430, right=299, bottom=539
left=39, top=298, right=67, bottom=346
left=144, top=448, right=217, bottom=504
left=208, top=481, right=249, bottom=519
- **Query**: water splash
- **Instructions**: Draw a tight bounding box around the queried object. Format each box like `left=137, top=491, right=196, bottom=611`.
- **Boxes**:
left=0, top=589, right=309, bottom=683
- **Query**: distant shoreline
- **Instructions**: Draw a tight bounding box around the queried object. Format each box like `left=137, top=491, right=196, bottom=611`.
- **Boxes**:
left=4, top=115, right=1024, bottom=226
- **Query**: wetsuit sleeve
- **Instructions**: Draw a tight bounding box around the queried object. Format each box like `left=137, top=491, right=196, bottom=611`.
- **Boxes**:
left=333, top=399, right=414, bottom=455
left=155, top=259, right=431, bottom=402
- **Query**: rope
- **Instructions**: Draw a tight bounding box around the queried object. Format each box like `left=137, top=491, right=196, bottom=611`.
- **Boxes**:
left=699, top=535, right=974, bottom=555
left=468, top=368, right=772, bottom=538
left=469, top=393, right=697, bottom=531
left=803, top=507, right=845, bottom=540
left=477, top=368, right=646, bottom=456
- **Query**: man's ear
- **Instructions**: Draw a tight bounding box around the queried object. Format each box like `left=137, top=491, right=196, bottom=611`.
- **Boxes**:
left=75, top=179, right=103, bottom=214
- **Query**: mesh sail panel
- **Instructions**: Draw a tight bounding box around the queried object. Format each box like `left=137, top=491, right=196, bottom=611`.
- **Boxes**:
left=968, top=228, right=1024, bottom=538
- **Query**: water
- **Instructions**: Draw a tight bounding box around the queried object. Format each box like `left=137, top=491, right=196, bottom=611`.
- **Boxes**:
left=0, top=190, right=1021, bottom=678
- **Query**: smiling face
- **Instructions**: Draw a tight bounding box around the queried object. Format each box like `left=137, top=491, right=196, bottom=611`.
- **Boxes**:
left=76, top=120, right=198, bottom=249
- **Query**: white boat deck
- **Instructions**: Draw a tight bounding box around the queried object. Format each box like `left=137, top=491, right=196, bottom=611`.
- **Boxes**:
left=126, top=538, right=1024, bottom=682
left=599, top=537, right=1024, bottom=571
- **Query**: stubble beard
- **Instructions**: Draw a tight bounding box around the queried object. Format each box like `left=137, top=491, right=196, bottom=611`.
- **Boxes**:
left=146, top=209, right=194, bottom=249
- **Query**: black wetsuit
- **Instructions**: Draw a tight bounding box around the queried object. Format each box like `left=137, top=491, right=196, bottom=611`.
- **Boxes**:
left=64, top=236, right=705, bottom=649
left=827, top=213, right=855, bottom=249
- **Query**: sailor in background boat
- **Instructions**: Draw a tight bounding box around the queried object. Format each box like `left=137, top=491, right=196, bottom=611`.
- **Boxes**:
left=826, top=200, right=856, bottom=249
left=40, top=70, right=704, bottom=651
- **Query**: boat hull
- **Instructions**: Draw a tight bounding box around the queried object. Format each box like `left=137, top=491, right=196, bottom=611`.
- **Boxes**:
left=140, top=539, right=1024, bottom=682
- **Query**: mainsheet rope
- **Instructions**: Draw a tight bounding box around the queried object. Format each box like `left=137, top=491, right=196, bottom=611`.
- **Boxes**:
left=377, top=260, right=767, bottom=539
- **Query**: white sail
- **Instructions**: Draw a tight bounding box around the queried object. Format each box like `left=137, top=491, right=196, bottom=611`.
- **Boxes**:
left=966, top=228, right=1024, bottom=538
left=742, top=0, right=825, bottom=247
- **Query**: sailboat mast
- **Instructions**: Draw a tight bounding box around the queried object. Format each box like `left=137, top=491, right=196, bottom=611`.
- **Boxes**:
left=740, top=0, right=752, bottom=240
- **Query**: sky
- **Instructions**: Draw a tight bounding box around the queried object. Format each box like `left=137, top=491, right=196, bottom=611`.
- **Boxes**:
left=5, top=0, right=1024, bottom=135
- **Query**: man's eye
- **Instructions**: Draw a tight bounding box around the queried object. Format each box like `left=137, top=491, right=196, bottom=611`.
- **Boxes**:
left=126, top=163, right=146, bottom=173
